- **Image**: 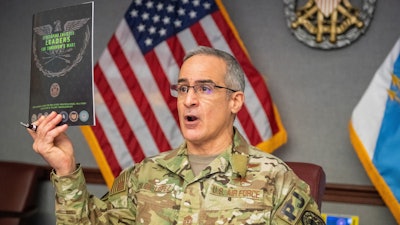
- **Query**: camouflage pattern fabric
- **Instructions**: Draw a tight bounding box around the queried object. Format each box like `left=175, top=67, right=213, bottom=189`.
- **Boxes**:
left=51, top=128, right=325, bottom=225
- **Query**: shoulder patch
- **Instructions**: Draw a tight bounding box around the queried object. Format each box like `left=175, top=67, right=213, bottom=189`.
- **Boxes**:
left=277, top=186, right=311, bottom=224
left=301, top=211, right=325, bottom=225
left=110, top=171, right=128, bottom=195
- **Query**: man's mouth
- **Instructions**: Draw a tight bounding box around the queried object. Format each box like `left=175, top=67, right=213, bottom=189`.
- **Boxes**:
left=185, top=115, right=198, bottom=122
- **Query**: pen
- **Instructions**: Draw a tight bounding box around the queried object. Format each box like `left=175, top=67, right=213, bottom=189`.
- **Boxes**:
left=20, top=122, right=37, bottom=132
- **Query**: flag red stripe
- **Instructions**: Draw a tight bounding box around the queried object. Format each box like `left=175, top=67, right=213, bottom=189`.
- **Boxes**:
left=90, top=115, right=122, bottom=176
left=190, top=22, right=212, bottom=47
left=237, top=54, right=279, bottom=135
left=238, top=106, right=263, bottom=144
left=109, top=36, right=172, bottom=152
left=212, top=11, right=279, bottom=135
left=166, top=36, right=186, bottom=69
left=144, top=50, right=179, bottom=129
left=237, top=106, right=262, bottom=144
left=95, top=53, right=146, bottom=163
left=165, top=37, right=185, bottom=122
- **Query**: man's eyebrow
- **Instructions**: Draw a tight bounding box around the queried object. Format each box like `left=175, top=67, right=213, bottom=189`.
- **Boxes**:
left=177, top=79, right=215, bottom=84
left=196, top=79, right=214, bottom=84
left=177, top=78, right=188, bottom=83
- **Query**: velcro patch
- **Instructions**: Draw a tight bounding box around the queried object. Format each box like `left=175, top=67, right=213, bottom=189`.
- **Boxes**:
left=110, top=172, right=127, bottom=195
left=210, top=183, right=263, bottom=199
left=301, top=211, right=325, bottom=225
left=277, top=186, right=311, bottom=224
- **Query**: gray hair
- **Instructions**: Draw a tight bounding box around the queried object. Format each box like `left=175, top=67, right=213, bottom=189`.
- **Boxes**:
left=183, top=46, right=245, bottom=92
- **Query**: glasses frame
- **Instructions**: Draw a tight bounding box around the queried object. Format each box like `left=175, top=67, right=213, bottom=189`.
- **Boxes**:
left=170, top=82, right=238, bottom=98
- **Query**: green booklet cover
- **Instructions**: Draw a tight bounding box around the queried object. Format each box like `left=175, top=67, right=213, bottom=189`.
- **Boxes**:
left=29, top=2, right=94, bottom=126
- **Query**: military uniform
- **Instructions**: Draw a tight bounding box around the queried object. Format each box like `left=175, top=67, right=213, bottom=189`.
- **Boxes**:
left=51, top=128, right=325, bottom=225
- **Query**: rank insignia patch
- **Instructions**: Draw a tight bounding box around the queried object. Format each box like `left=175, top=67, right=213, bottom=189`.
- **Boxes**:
left=110, top=171, right=127, bottom=195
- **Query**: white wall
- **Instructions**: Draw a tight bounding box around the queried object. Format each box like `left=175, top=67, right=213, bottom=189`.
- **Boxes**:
left=0, top=0, right=399, bottom=224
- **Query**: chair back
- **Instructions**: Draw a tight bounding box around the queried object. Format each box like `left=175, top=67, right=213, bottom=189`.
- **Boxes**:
left=0, top=161, right=40, bottom=225
left=285, top=161, right=326, bottom=210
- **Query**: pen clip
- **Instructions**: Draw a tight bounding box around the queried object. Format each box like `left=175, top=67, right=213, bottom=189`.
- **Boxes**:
left=20, top=122, right=29, bottom=128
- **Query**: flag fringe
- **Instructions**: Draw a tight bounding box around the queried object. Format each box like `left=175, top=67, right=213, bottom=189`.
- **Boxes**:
left=256, top=104, right=287, bottom=153
left=349, top=122, right=400, bottom=224
left=80, top=126, right=115, bottom=189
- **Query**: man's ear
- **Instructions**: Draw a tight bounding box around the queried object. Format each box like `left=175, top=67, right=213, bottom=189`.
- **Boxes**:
left=230, top=91, right=244, bottom=114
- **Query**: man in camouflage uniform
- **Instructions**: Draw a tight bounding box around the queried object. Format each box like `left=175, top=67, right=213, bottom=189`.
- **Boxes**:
left=29, top=46, right=325, bottom=224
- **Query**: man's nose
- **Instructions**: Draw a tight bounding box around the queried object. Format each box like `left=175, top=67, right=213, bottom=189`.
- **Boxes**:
left=183, top=87, right=198, bottom=106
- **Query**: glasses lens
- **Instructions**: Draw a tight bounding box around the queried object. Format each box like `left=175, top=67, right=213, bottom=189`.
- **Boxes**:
left=178, top=85, right=189, bottom=93
left=197, top=84, right=214, bottom=95
left=170, top=84, right=178, bottom=97
left=170, top=83, right=224, bottom=97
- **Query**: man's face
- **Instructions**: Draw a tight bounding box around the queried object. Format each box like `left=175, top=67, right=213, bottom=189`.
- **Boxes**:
left=177, top=54, right=238, bottom=147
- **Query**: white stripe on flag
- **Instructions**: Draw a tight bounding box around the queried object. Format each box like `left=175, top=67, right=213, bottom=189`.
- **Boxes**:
left=99, top=46, right=160, bottom=158
left=116, top=20, right=183, bottom=151
left=93, top=85, right=134, bottom=168
left=177, top=28, right=198, bottom=53
left=154, top=42, right=181, bottom=84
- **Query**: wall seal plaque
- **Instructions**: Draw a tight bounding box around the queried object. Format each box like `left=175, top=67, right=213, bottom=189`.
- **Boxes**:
left=283, top=0, right=376, bottom=50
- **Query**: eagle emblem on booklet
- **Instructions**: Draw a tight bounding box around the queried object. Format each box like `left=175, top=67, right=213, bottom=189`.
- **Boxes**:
left=29, top=2, right=95, bottom=126
left=283, top=0, right=376, bottom=50
left=33, top=18, right=90, bottom=78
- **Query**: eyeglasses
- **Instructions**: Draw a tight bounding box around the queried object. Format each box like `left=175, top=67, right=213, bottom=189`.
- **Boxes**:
left=170, top=83, right=238, bottom=97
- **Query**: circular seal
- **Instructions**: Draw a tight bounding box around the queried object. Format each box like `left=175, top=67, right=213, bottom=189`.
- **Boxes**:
left=301, top=211, right=325, bottom=225
left=79, top=110, right=89, bottom=122
left=50, top=83, right=60, bottom=98
left=283, top=0, right=376, bottom=50
left=69, top=111, right=79, bottom=122
left=60, top=111, right=69, bottom=123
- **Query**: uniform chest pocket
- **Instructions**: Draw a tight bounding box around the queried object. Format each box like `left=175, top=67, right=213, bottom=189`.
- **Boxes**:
left=135, top=186, right=178, bottom=224
left=136, top=183, right=177, bottom=208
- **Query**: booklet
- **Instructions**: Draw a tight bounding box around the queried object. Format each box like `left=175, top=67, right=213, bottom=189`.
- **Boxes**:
left=29, top=2, right=95, bottom=126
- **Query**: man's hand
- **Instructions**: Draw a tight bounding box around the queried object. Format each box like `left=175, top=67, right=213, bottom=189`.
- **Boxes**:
left=28, top=111, right=76, bottom=176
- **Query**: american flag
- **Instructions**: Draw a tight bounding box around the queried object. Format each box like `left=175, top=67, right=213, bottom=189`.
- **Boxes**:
left=81, top=0, right=287, bottom=187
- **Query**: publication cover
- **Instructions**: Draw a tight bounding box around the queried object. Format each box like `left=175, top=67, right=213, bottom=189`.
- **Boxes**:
left=29, top=2, right=95, bottom=126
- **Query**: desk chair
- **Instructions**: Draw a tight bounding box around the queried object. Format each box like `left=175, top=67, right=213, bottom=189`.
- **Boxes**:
left=0, top=161, right=40, bottom=225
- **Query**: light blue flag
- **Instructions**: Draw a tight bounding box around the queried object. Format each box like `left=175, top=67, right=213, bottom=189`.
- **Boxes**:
left=350, top=38, right=400, bottom=224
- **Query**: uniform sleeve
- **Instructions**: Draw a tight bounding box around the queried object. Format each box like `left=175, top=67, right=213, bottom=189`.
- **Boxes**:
left=270, top=167, right=326, bottom=225
left=51, top=165, right=136, bottom=225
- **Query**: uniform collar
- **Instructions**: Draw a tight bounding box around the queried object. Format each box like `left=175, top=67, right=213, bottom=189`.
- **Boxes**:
left=156, top=127, right=250, bottom=180
left=231, top=127, right=250, bottom=177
